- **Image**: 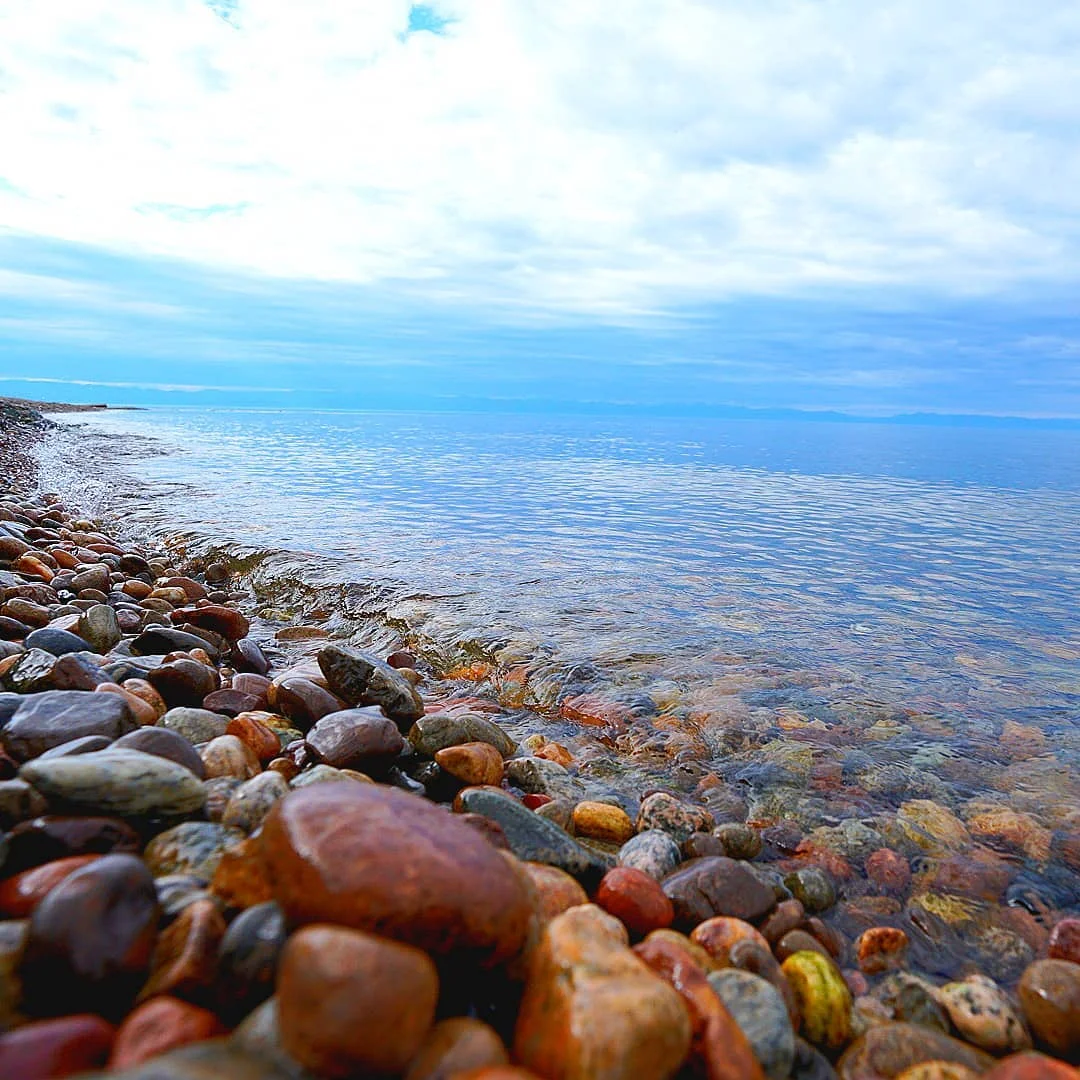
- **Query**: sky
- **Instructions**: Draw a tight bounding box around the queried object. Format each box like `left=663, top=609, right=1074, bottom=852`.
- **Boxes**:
left=0, top=0, right=1078, bottom=419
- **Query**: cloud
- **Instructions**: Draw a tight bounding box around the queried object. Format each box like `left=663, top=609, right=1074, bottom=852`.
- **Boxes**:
left=0, top=0, right=1078, bottom=318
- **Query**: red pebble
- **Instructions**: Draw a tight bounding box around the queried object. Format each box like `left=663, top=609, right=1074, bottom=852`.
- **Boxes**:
left=0, top=855, right=101, bottom=918
left=109, top=996, right=227, bottom=1069
left=1048, top=917, right=1080, bottom=965
left=0, top=1014, right=115, bottom=1078
left=984, top=1051, right=1080, bottom=1080
left=522, top=794, right=552, bottom=810
left=865, top=848, right=911, bottom=894
left=595, top=866, right=675, bottom=937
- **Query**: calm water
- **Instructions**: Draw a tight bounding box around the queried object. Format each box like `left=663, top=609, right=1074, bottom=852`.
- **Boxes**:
left=35, top=409, right=1080, bottom=807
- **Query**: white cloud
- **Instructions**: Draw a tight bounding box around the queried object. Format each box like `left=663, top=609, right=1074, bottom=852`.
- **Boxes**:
left=0, top=0, right=1078, bottom=316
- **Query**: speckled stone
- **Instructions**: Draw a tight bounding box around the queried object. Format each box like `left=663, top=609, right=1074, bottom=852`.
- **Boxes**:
left=708, top=968, right=796, bottom=1080
left=837, top=1022, right=995, bottom=1080
left=159, top=707, right=229, bottom=745
left=408, top=712, right=516, bottom=758
left=143, top=821, right=245, bottom=882
left=873, top=972, right=951, bottom=1033
left=221, top=771, right=290, bottom=833
left=19, top=748, right=207, bottom=818
left=317, top=643, right=424, bottom=729
left=636, top=791, right=713, bottom=844
left=939, top=974, right=1031, bottom=1055
left=617, top=829, right=682, bottom=880
left=713, top=822, right=764, bottom=860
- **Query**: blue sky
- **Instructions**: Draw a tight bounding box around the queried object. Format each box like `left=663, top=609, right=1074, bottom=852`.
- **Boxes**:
left=1, top=1, right=1078, bottom=419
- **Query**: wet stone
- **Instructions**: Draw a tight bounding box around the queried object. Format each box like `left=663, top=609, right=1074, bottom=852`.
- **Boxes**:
left=203, top=775, right=243, bottom=822
left=785, top=866, right=837, bottom=913
left=143, top=821, right=245, bottom=882
left=1017, top=958, right=1080, bottom=1059
left=38, top=733, right=114, bottom=758
left=837, top=1022, right=995, bottom=1080
left=133, top=627, right=221, bottom=660
left=0, top=778, right=48, bottom=828
left=200, top=688, right=258, bottom=716
left=457, top=786, right=613, bottom=889
left=713, top=822, right=764, bottom=860
left=617, top=829, right=682, bottom=881
left=270, top=677, right=344, bottom=731
left=113, top=726, right=207, bottom=778
left=708, top=968, right=796, bottom=1080
left=938, top=974, right=1031, bottom=1055
left=160, top=707, right=229, bottom=745
left=20, top=748, right=207, bottom=818
left=0, top=853, right=102, bottom=917
left=21, top=852, right=161, bottom=1018
left=0, top=1014, right=116, bottom=1077
left=109, top=995, right=226, bottom=1070
left=2, top=814, right=141, bottom=875
left=523, top=861, right=589, bottom=924
left=595, top=866, right=675, bottom=936
left=305, top=707, right=405, bottom=772
left=24, top=626, right=94, bottom=656
left=216, top=900, right=287, bottom=1023
left=171, top=603, right=250, bottom=641
left=278, top=923, right=439, bottom=1078
left=982, top=1052, right=1080, bottom=1080
left=636, top=790, right=713, bottom=843
left=139, top=897, right=226, bottom=1003
left=146, top=659, right=220, bottom=709
left=201, top=734, right=261, bottom=780
left=221, top=770, right=290, bottom=833
left=409, top=712, right=516, bottom=758
left=404, top=1016, right=510, bottom=1080
left=317, top=642, right=424, bottom=729
left=156, top=874, right=212, bottom=921
left=2, top=686, right=139, bottom=764
left=1, top=649, right=60, bottom=694
left=435, top=740, right=505, bottom=787
left=782, top=950, right=854, bottom=1052
left=505, top=756, right=584, bottom=801
left=77, top=603, right=122, bottom=653
left=262, top=783, right=532, bottom=961
left=663, top=855, right=777, bottom=929
left=873, top=972, right=951, bottom=1034
left=1047, top=917, right=1080, bottom=964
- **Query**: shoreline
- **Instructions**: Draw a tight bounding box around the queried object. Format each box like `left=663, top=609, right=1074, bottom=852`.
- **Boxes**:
left=1, top=401, right=1078, bottom=1075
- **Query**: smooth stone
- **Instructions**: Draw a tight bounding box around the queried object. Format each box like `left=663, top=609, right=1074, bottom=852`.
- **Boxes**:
left=637, top=791, right=713, bottom=843
left=201, top=688, right=259, bottom=717
left=522, top=861, right=589, bottom=924
left=113, top=726, right=207, bottom=778
left=0, top=919, right=27, bottom=1029
left=201, top=734, right=261, bottom=780
left=782, top=951, right=854, bottom=1052
left=156, top=874, right=213, bottom=921
left=101, top=1038, right=294, bottom=1079
left=1017, top=959, right=1080, bottom=1058
left=574, top=801, right=636, bottom=845
left=514, top=904, right=692, bottom=1080
left=305, top=707, right=405, bottom=772
left=435, top=741, right=504, bottom=787
left=170, top=604, right=250, bottom=641
left=0, top=853, right=102, bottom=917
left=939, top=974, right=1031, bottom=1054
left=777, top=929, right=832, bottom=963
left=24, top=626, right=94, bottom=656
left=146, top=659, right=220, bottom=708
left=404, top=1017, right=510, bottom=1080
left=983, top=1052, right=1080, bottom=1080
left=139, top=897, right=227, bottom=1002
left=132, top=627, right=221, bottom=660
left=0, top=1013, right=116, bottom=1077
left=270, top=677, right=344, bottom=731
left=38, top=733, right=114, bottom=758
left=856, top=927, right=909, bottom=975
left=2, top=814, right=141, bottom=875
left=714, top=822, right=764, bottom=860
left=0, top=778, right=48, bottom=827
left=662, top=856, right=777, bottom=928
left=873, top=972, right=951, bottom=1033
left=20, top=748, right=207, bottom=817
left=691, top=916, right=771, bottom=966
left=2, top=689, right=136, bottom=760
left=504, top=756, right=584, bottom=801
left=230, top=637, right=271, bottom=676
left=837, top=1023, right=995, bottom=1080
left=709, top=968, right=796, bottom=1080
left=618, top=829, right=682, bottom=880
left=792, top=1037, right=839, bottom=1080
left=160, top=707, right=229, bottom=745
left=222, top=771, right=290, bottom=833
left=289, top=763, right=370, bottom=788
left=94, top=682, right=160, bottom=725
left=457, top=786, right=613, bottom=888
left=144, top=822, right=245, bottom=882
left=262, top=783, right=532, bottom=961
left=408, top=712, right=516, bottom=758
left=216, top=900, right=287, bottom=1024
left=785, top=867, right=837, bottom=913
left=0, top=649, right=59, bottom=694
left=279, top=924, right=439, bottom=1078
left=77, top=603, right=122, bottom=652
left=110, top=996, right=226, bottom=1069
left=595, top=866, right=675, bottom=936
left=1047, top=917, right=1080, bottom=964
left=317, top=643, right=424, bottom=729
left=21, top=852, right=161, bottom=1018
left=204, top=775, right=243, bottom=821
left=227, top=713, right=283, bottom=763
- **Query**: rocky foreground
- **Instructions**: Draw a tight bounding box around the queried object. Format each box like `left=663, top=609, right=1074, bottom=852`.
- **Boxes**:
left=0, top=414, right=1078, bottom=1079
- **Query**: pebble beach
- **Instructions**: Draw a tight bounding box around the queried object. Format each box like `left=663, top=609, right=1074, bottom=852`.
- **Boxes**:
left=0, top=399, right=1078, bottom=1080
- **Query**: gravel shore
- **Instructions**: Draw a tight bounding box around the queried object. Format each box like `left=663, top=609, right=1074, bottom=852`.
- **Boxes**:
left=0, top=401, right=1077, bottom=1078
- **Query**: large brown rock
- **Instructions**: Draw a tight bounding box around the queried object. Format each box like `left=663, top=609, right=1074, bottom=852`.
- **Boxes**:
left=260, top=783, right=531, bottom=962
left=514, top=904, right=691, bottom=1080
left=278, top=924, right=439, bottom=1078
left=1017, top=959, right=1080, bottom=1059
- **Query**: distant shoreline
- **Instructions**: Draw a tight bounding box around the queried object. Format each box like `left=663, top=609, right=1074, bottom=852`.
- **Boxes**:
left=0, top=396, right=146, bottom=413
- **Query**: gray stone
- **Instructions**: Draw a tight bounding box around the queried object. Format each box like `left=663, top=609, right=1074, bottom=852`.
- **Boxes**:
left=708, top=968, right=795, bottom=1080
left=1, top=689, right=136, bottom=761
left=160, top=706, right=229, bottom=745
left=222, top=771, right=290, bottom=833
left=132, top=626, right=220, bottom=660
left=617, top=829, right=682, bottom=880
left=317, top=643, right=423, bottom=729
left=408, top=712, right=516, bottom=758
left=114, top=726, right=207, bottom=778
left=76, top=604, right=121, bottom=653
left=23, top=627, right=93, bottom=657
left=143, top=820, right=245, bottom=881
left=0, top=648, right=57, bottom=694
left=19, top=748, right=207, bottom=817
left=663, top=856, right=777, bottom=928
left=504, top=756, right=584, bottom=801
left=0, top=777, right=48, bottom=827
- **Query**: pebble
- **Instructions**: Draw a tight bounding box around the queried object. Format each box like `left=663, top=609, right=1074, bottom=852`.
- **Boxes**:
left=0, top=1013, right=116, bottom=1077
left=873, top=972, right=951, bottom=1033
left=714, top=822, right=764, bottom=860
left=573, top=800, right=636, bottom=844
left=23, top=626, right=94, bottom=656
left=691, top=915, right=771, bottom=965
left=170, top=603, right=249, bottom=641
left=1, top=814, right=141, bottom=875
left=938, top=974, right=1031, bottom=1055
left=113, top=726, right=207, bottom=778
left=856, top=927, right=909, bottom=974
left=785, top=866, right=837, bottom=913
left=782, top=950, right=854, bottom=1052
left=514, top=904, right=691, bottom=1080
left=1017, top=959, right=1080, bottom=1058
left=837, top=1022, right=995, bottom=1080
left=522, top=861, right=589, bottom=923
left=408, top=712, right=516, bottom=758
left=435, top=740, right=505, bottom=787
left=618, top=829, right=683, bottom=880
left=226, top=713, right=282, bottom=764
left=2, top=690, right=136, bottom=760
left=143, top=821, right=245, bottom=881
left=261, top=783, right=531, bottom=961
left=457, top=786, right=612, bottom=888
left=1047, top=917, right=1080, bottom=964
left=215, top=900, right=287, bottom=1023
left=595, top=866, right=675, bottom=936
left=0, top=853, right=101, bottom=917
left=317, top=643, right=424, bottom=728
left=20, top=748, right=207, bottom=818
left=278, top=923, right=439, bottom=1078
left=200, top=734, right=261, bottom=780
left=306, top=707, right=405, bottom=772
left=138, top=897, right=226, bottom=1002
left=146, top=659, right=220, bottom=709
left=709, top=968, right=796, bottom=1080
left=0, top=778, right=49, bottom=827
left=159, top=707, right=229, bottom=745
left=662, top=856, right=777, bottom=928
left=404, top=1017, right=509, bottom=1080
left=21, top=852, right=160, bottom=1018
left=221, top=770, right=290, bottom=833
left=109, top=996, right=226, bottom=1069
left=983, top=1052, right=1080, bottom=1080
left=637, top=791, right=713, bottom=843
left=77, top=604, right=122, bottom=652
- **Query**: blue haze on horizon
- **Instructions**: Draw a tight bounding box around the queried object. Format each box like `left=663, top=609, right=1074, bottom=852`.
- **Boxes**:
left=1, top=1, right=1079, bottom=423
